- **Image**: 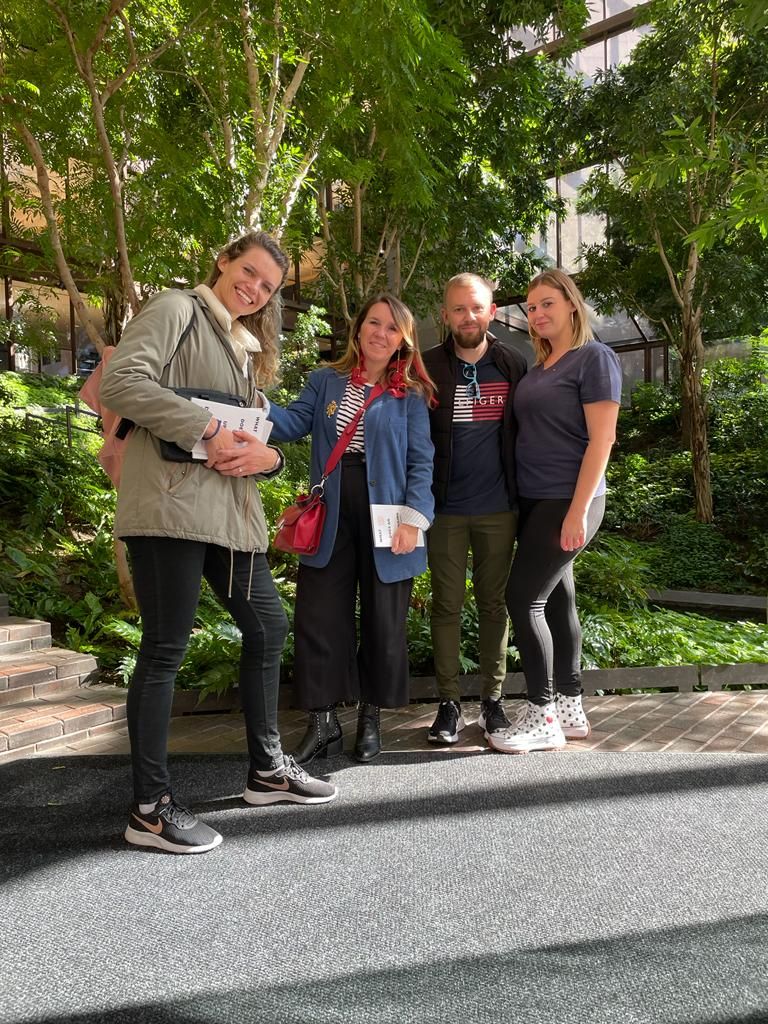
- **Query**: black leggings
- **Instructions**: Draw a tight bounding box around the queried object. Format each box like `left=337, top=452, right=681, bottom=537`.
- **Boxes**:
left=125, top=536, right=288, bottom=802
left=505, top=495, right=605, bottom=706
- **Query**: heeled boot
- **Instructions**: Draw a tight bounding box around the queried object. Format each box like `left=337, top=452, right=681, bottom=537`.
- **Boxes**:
left=353, top=703, right=381, bottom=763
left=291, top=705, right=343, bottom=765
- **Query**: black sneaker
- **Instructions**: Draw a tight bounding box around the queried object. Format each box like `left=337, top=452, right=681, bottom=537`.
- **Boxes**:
left=427, top=700, right=465, bottom=744
left=243, top=755, right=338, bottom=805
left=124, top=793, right=223, bottom=854
left=478, top=697, right=512, bottom=737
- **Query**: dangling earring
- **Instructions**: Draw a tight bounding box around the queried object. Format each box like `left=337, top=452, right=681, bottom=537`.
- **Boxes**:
left=387, top=352, right=406, bottom=398
left=351, top=349, right=367, bottom=386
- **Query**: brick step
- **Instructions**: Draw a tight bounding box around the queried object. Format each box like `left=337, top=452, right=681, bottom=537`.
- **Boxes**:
left=0, top=616, right=52, bottom=656
left=0, top=648, right=98, bottom=706
left=0, top=685, right=128, bottom=764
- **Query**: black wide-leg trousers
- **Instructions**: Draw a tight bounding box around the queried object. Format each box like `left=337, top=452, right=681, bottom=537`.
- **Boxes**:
left=292, top=454, right=413, bottom=709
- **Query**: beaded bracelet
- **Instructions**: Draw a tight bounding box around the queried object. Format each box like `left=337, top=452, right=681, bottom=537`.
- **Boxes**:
left=202, top=418, right=222, bottom=441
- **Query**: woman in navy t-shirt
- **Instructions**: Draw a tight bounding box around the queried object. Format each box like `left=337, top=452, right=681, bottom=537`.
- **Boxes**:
left=487, top=270, right=622, bottom=754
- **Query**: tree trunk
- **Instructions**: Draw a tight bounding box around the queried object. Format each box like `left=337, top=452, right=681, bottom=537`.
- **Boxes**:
left=13, top=121, right=105, bottom=352
left=103, top=284, right=132, bottom=346
left=386, top=231, right=401, bottom=296
left=678, top=323, right=713, bottom=523
left=115, top=539, right=136, bottom=610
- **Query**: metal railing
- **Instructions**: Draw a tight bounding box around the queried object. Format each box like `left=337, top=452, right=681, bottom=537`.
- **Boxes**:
left=13, top=403, right=101, bottom=446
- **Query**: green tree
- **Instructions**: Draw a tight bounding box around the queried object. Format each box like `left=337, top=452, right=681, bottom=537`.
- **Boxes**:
left=573, top=0, right=768, bottom=522
left=1, top=0, right=472, bottom=344
left=312, top=0, right=587, bottom=323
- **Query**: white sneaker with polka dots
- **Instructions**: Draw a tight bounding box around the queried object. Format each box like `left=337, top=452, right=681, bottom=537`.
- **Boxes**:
left=556, top=693, right=591, bottom=739
left=487, top=700, right=566, bottom=754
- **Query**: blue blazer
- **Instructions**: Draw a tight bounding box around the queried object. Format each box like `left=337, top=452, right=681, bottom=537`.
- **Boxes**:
left=269, top=368, right=435, bottom=582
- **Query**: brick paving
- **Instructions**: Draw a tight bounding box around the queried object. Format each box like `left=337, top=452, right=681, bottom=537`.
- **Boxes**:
left=22, top=689, right=768, bottom=760
left=0, top=687, right=128, bottom=761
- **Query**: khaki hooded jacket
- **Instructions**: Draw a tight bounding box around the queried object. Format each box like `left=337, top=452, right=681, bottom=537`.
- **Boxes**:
left=100, top=288, right=279, bottom=554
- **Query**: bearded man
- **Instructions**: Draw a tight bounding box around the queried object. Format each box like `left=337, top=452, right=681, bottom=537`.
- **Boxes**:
left=421, top=273, right=527, bottom=745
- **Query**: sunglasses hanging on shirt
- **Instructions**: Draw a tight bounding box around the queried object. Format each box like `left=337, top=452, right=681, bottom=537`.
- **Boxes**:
left=462, top=361, right=481, bottom=401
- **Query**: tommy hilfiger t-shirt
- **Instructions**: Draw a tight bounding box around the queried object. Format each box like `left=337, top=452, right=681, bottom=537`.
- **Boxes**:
left=438, top=350, right=511, bottom=515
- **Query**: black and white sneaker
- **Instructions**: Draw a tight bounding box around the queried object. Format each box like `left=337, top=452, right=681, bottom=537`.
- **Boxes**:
left=427, top=700, right=465, bottom=744
left=243, top=755, right=338, bottom=805
left=124, top=793, right=223, bottom=854
left=478, top=697, right=512, bottom=737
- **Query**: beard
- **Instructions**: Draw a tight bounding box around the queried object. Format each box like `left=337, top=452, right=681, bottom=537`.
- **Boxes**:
left=452, top=323, right=489, bottom=349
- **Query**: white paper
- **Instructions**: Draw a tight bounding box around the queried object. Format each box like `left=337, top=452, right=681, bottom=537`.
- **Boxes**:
left=370, top=504, right=425, bottom=548
left=190, top=397, right=273, bottom=460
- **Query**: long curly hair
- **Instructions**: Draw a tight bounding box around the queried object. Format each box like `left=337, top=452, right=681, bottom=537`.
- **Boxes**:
left=527, top=269, right=592, bottom=366
left=332, top=293, right=436, bottom=405
left=205, top=230, right=290, bottom=387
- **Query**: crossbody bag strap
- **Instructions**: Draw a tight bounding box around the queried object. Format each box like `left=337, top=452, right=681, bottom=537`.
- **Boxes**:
left=319, top=382, right=384, bottom=485
left=159, top=302, right=198, bottom=382
left=114, top=303, right=199, bottom=440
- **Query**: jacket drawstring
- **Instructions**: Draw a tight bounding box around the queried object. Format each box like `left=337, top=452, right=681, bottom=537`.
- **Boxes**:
left=247, top=549, right=256, bottom=602
left=227, top=547, right=255, bottom=601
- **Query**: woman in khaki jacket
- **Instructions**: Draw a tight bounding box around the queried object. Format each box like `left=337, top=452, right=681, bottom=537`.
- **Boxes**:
left=101, top=230, right=336, bottom=855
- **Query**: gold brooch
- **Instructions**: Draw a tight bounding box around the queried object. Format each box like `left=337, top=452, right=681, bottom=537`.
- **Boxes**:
left=326, top=400, right=338, bottom=417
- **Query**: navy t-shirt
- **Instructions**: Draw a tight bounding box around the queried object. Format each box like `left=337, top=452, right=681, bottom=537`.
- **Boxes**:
left=513, top=341, right=622, bottom=499
left=438, top=351, right=511, bottom=515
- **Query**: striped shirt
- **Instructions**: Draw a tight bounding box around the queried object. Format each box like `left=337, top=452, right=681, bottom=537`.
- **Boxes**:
left=336, top=380, right=370, bottom=451
left=335, top=378, right=430, bottom=532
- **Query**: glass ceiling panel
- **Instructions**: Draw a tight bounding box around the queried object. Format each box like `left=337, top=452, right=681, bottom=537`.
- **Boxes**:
left=587, top=305, right=648, bottom=343
left=498, top=300, right=660, bottom=347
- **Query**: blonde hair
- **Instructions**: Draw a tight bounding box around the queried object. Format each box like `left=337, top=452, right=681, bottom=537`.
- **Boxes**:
left=527, top=269, right=592, bottom=366
left=443, top=273, right=494, bottom=306
left=205, top=230, right=290, bottom=387
left=333, top=293, right=436, bottom=405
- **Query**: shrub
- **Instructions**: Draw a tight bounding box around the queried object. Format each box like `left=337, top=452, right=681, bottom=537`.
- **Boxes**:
left=574, top=534, right=650, bottom=610
left=581, top=608, right=768, bottom=669
left=706, top=347, right=768, bottom=453
left=641, top=514, right=748, bottom=592
left=604, top=451, right=693, bottom=535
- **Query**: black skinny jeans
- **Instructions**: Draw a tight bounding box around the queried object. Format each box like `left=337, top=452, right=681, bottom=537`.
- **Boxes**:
left=505, top=495, right=605, bottom=706
left=125, top=536, right=288, bottom=802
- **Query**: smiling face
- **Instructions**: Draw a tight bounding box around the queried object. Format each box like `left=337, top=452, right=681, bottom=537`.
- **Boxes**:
left=526, top=284, right=577, bottom=347
left=358, top=301, right=405, bottom=375
left=442, top=282, right=496, bottom=352
left=211, top=245, right=284, bottom=319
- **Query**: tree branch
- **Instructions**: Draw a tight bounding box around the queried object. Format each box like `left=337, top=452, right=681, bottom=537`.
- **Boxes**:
left=102, top=11, right=209, bottom=105
left=240, top=2, right=265, bottom=125
left=402, top=230, right=426, bottom=292
left=87, top=0, right=130, bottom=63
left=46, top=0, right=87, bottom=78
left=318, top=188, right=351, bottom=325
left=12, top=121, right=104, bottom=351
left=273, top=136, right=324, bottom=239
left=647, top=202, right=684, bottom=310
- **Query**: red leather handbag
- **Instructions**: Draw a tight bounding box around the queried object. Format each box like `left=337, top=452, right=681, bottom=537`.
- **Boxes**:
left=273, top=383, right=384, bottom=556
left=273, top=485, right=327, bottom=556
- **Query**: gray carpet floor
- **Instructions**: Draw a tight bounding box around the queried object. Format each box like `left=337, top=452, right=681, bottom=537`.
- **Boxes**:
left=2, top=751, right=768, bottom=1024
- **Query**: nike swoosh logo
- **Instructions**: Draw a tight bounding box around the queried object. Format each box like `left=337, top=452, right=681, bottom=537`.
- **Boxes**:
left=132, top=812, right=163, bottom=834
left=257, top=778, right=290, bottom=791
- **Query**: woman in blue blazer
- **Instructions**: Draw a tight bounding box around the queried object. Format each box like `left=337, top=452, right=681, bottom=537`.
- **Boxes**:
left=269, top=294, right=435, bottom=763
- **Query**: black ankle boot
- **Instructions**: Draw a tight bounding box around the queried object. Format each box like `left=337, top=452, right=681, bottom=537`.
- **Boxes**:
left=354, top=703, right=381, bottom=763
left=291, top=706, right=343, bottom=765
